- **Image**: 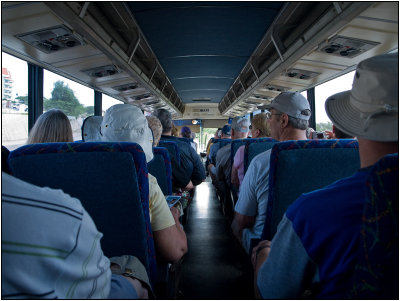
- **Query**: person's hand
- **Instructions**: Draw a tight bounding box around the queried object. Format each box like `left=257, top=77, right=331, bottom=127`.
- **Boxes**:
left=251, top=240, right=271, bottom=269
left=185, top=181, right=194, bottom=190
left=122, top=276, right=149, bottom=299
left=170, top=206, right=180, bottom=220
left=325, top=130, right=334, bottom=139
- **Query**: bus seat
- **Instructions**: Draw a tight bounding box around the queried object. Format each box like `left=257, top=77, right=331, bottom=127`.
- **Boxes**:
left=8, top=141, right=157, bottom=286
left=244, top=138, right=277, bottom=173
left=2, top=145, right=11, bottom=174
left=261, top=139, right=360, bottom=241
left=230, top=138, right=252, bottom=166
left=148, top=147, right=173, bottom=196
left=159, top=140, right=181, bottom=164
left=348, top=153, right=399, bottom=299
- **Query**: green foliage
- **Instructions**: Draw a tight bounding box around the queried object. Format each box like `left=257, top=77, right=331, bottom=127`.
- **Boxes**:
left=16, top=95, right=28, bottom=105
left=316, top=121, right=333, bottom=132
left=44, top=81, right=89, bottom=118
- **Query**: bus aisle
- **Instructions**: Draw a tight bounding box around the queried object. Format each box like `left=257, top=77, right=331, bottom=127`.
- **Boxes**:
left=178, top=176, right=254, bottom=299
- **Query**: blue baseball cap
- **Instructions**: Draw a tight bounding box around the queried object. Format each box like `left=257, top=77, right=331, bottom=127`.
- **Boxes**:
left=221, top=125, right=231, bottom=136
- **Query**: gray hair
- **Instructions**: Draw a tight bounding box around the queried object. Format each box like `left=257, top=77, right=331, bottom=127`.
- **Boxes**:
left=152, top=109, right=172, bottom=134
left=27, top=109, right=73, bottom=144
left=276, top=109, right=309, bottom=130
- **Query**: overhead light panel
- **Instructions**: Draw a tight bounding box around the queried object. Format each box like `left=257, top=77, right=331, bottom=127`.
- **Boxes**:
left=318, top=35, right=380, bottom=58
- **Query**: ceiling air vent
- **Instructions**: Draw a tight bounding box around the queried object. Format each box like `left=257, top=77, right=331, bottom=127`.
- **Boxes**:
left=318, top=35, right=380, bottom=58
left=130, top=94, right=152, bottom=101
left=82, top=65, right=121, bottom=78
left=250, top=94, right=271, bottom=101
left=143, top=100, right=159, bottom=106
left=112, top=83, right=139, bottom=92
left=284, top=69, right=320, bottom=80
left=264, top=84, right=290, bottom=92
left=16, top=25, right=84, bottom=54
left=192, top=98, right=211, bottom=102
left=245, top=100, right=263, bottom=106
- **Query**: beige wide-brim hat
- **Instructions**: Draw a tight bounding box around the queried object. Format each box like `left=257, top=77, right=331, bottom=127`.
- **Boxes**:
left=100, top=104, right=154, bottom=162
left=325, top=53, right=398, bottom=142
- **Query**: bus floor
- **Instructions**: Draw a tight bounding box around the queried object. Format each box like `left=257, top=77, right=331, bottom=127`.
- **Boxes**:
left=177, top=177, right=254, bottom=299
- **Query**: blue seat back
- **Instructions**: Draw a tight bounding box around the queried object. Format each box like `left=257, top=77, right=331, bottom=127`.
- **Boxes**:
left=349, top=153, right=399, bottom=299
left=148, top=147, right=172, bottom=195
left=8, top=142, right=157, bottom=285
left=244, top=138, right=277, bottom=173
left=2, top=145, right=11, bottom=174
left=159, top=140, right=180, bottom=164
left=262, top=139, right=360, bottom=240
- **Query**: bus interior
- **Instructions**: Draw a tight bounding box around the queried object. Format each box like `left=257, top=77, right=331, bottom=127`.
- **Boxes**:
left=2, top=1, right=399, bottom=299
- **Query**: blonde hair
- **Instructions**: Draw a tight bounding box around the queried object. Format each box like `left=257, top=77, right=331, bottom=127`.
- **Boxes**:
left=252, top=113, right=270, bottom=137
left=171, top=124, right=179, bottom=137
left=27, top=109, right=73, bottom=144
left=146, top=115, right=163, bottom=146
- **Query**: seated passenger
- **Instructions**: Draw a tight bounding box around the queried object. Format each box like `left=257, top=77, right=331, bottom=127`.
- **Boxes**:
left=231, top=113, right=270, bottom=189
left=180, top=126, right=197, bottom=151
left=101, top=104, right=188, bottom=263
left=153, top=109, right=205, bottom=186
left=146, top=115, right=193, bottom=191
left=27, top=109, right=73, bottom=143
left=231, top=92, right=311, bottom=253
left=2, top=172, right=149, bottom=299
left=214, top=117, right=250, bottom=185
left=208, top=125, right=231, bottom=170
left=254, top=53, right=398, bottom=299
left=81, top=115, right=103, bottom=141
left=325, top=124, right=354, bottom=139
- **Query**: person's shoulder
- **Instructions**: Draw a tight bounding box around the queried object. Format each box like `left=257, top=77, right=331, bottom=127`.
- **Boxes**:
left=288, top=170, right=367, bottom=219
left=2, top=172, right=83, bottom=214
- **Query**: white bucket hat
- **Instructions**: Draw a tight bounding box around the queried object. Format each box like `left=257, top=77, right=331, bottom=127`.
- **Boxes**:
left=100, top=104, right=154, bottom=162
left=82, top=115, right=103, bottom=142
left=325, top=53, right=398, bottom=142
left=231, top=116, right=250, bottom=133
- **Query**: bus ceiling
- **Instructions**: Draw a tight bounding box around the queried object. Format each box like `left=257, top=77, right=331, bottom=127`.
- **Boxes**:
left=2, top=2, right=398, bottom=120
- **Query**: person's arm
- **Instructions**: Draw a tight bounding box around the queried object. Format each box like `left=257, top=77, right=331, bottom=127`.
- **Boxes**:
left=231, top=163, right=240, bottom=188
left=189, top=146, right=206, bottom=185
left=231, top=158, right=258, bottom=244
left=153, top=206, right=188, bottom=263
left=149, top=176, right=188, bottom=263
left=231, top=212, right=255, bottom=244
left=255, top=215, right=317, bottom=299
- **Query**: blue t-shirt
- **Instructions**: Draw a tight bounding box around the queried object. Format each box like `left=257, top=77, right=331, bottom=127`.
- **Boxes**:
left=258, top=168, right=370, bottom=299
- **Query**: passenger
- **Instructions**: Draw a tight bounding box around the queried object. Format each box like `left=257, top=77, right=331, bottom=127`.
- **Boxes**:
left=254, top=53, right=398, bottom=299
left=27, top=109, right=73, bottom=144
left=231, top=113, right=270, bottom=189
left=213, top=117, right=250, bottom=185
left=231, top=92, right=311, bottom=253
left=153, top=109, right=205, bottom=186
left=205, top=128, right=222, bottom=175
left=208, top=124, right=231, bottom=169
left=180, top=126, right=192, bottom=139
left=306, top=127, right=315, bottom=139
left=2, top=172, right=149, bottom=299
left=171, top=124, right=179, bottom=137
left=191, top=132, right=198, bottom=152
left=325, top=124, right=354, bottom=139
left=101, top=104, right=188, bottom=263
left=146, top=115, right=194, bottom=191
left=180, top=126, right=196, bottom=151
left=81, top=115, right=103, bottom=142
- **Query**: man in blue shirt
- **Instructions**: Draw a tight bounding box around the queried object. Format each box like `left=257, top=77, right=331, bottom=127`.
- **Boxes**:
left=254, top=53, right=398, bottom=299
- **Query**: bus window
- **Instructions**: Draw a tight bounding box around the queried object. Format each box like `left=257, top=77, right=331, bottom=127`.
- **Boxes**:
left=43, top=70, right=94, bottom=141
left=2, top=52, right=28, bottom=150
left=102, top=94, right=123, bottom=115
left=315, top=71, right=355, bottom=131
